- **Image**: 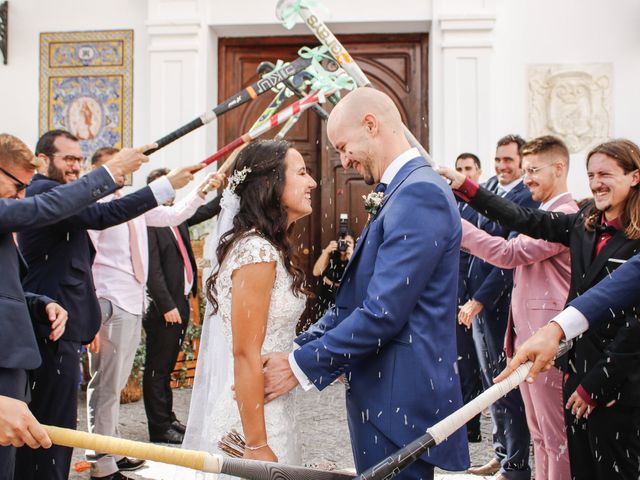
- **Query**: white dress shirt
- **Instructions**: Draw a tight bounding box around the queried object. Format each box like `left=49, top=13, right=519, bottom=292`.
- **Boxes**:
left=290, top=147, right=422, bottom=390
left=89, top=179, right=205, bottom=315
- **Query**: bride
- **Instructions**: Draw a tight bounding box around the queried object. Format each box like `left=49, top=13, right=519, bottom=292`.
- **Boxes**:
left=181, top=139, right=317, bottom=472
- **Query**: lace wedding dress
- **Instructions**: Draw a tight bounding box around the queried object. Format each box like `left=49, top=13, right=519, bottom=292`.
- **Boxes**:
left=180, top=232, right=306, bottom=479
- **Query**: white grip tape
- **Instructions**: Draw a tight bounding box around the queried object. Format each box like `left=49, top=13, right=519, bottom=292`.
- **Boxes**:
left=203, top=454, right=224, bottom=474
left=427, top=361, right=532, bottom=444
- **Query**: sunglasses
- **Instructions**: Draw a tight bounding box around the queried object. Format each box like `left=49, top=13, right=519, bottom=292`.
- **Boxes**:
left=0, top=166, right=30, bottom=192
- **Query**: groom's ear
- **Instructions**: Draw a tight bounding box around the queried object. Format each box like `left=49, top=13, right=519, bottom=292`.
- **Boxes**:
left=362, top=113, right=378, bottom=136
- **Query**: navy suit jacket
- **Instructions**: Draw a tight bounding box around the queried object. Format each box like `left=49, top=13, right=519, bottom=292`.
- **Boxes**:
left=457, top=200, right=479, bottom=305
left=467, top=177, right=538, bottom=310
left=18, top=174, right=159, bottom=344
left=570, top=253, right=640, bottom=324
left=0, top=167, right=117, bottom=374
left=294, top=157, right=469, bottom=471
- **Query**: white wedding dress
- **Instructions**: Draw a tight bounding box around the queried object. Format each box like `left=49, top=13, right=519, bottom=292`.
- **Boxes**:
left=179, top=231, right=305, bottom=479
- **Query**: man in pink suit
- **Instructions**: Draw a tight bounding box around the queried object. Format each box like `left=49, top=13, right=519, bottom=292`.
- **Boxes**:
left=442, top=136, right=577, bottom=480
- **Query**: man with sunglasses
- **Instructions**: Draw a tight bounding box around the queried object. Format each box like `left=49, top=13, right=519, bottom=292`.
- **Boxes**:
left=0, top=132, right=152, bottom=480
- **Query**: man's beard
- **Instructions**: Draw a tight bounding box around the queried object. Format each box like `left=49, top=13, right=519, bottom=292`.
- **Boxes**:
left=47, top=162, right=77, bottom=184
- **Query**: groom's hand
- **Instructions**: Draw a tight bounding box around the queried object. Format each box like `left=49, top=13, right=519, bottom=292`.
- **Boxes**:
left=262, top=352, right=299, bottom=404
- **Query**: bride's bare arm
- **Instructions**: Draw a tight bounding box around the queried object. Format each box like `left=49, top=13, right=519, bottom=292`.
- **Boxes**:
left=231, top=261, right=278, bottom=462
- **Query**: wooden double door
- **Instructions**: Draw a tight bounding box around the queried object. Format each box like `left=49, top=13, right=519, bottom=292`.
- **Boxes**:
left=218, top=33, right=428, bottom=324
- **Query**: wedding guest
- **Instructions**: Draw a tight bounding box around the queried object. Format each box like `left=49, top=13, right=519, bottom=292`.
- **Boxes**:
left=85, top=149, right=222, bottom=479
left=14, top=129, right=200, bottom=480
left=453, top=152, right=483, bottom=443
left=0, top=132, right=150, bottom=480
left=143, top=167, right=222, bottom=446
left=443, top=138, right=640, bottom=480
left=444, top=136, right=576, bottom=480
left=459, top=135, right=536, bottom=479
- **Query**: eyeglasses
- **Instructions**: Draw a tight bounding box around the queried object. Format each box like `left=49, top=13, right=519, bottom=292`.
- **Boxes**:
left=52, top=153, right=85, bottom=164
left=0, top=166, right=30, bottom=192
left=523, top=164, right=555, bottom=177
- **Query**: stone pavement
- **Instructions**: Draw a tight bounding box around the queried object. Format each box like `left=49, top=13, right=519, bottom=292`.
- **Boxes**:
left=70, top=386, right=497, bottom=480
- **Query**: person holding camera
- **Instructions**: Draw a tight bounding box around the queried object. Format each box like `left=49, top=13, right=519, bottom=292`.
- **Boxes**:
left=312, top=234, right=354, bottom=321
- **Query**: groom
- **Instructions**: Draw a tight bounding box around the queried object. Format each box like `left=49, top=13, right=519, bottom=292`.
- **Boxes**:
left=263, top=87, right=469, bottom=479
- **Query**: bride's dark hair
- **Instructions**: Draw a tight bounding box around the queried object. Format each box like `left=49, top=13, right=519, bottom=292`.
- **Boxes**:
left=206, top=139, right=310, bottom=312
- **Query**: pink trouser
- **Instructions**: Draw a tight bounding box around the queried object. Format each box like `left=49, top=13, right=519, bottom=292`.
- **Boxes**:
left=519, top=367, right=571, bottom=480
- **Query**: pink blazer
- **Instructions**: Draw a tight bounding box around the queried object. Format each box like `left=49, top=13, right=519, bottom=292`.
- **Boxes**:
left=461, top=193, right=579, bottom=357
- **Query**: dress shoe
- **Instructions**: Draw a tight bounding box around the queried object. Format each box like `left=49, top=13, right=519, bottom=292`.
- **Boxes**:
left=171, top=419, right=187, bottom=434
left=116, top=456, right=146, bottom=471
left=91, top=472, right=133, bottom=480
left=150, top=427, right=184, bottom=444
left=467, top=458, right=501, bottom=476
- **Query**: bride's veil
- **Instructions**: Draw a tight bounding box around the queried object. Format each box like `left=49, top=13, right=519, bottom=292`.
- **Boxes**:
left=181, top=188, right=239, bottom=453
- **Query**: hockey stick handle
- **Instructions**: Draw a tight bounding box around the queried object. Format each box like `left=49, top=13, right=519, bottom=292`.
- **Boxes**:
left=44, top=425, right=354, bottom=480
left=144, top=56, right=312, bottom=155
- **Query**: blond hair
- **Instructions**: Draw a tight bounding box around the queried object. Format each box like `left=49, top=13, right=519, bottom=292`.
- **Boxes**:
left=0, top=133, right=42, bottom=169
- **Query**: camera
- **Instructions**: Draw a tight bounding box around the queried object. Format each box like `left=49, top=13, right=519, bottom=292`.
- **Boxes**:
left=337, top=213, right=349, bottom=252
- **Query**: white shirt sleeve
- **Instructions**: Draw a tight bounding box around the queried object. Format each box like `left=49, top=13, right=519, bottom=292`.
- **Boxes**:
left=550, top=306, right=590, bottom=340
left=147, top=175, right=175, bottom=206
left=144, top=191, right=205, bottom=227
left=288, top=350, right=314, bottom=391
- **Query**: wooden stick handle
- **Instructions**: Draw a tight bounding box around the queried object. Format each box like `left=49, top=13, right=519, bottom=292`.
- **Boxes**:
left=44, top=425, right=222, bottom=473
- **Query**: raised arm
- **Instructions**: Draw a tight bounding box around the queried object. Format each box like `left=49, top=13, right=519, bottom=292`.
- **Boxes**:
left=0, top=167, right=116, bottom=234
left=462, top=219, right=569, bottom=269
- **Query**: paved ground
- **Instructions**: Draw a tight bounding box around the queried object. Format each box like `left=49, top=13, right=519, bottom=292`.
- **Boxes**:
left=70, top=386, right=497, bottom=480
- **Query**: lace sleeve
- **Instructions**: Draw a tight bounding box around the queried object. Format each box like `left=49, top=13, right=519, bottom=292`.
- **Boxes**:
left=227, top=233, right=280, bottom=273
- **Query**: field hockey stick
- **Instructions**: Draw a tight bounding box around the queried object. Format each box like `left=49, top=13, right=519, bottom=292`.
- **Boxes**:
left=276, top=0, right=432, bottom=163
left=202, top=88, right=330, bottom=170
left=258, top=61, right=330, bottom=121
left=144, top=53, right=316, bottom=155
left=44, top=425, right=354, bottom=480
left=356, top=341, right=573, bottom=480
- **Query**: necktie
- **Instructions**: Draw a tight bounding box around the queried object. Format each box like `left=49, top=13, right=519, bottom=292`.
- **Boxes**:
left=375, top=182, right=387, bottom=194
left=173, top=226, right=194, bottom=286
left=127, top=220, right=145, bottom=284
left=495, top=185, right=507, bottom=197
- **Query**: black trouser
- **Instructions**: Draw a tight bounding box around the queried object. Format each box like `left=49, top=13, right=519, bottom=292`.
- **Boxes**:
left=14, top=338, right=80, bottom=480
left=0, top=368, right=29, bottom=480
left=455, top=322, right=482, bottom=436
left=565, top=395, right=640, bottom=479
left=142, top=298, right=189, bottom=437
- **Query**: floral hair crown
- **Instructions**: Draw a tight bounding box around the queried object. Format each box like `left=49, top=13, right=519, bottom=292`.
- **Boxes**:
left=228, top=166, right=252, bottom=193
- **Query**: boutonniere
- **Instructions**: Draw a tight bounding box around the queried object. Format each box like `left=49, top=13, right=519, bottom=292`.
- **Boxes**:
left=363, top=191, right=384, bottom=216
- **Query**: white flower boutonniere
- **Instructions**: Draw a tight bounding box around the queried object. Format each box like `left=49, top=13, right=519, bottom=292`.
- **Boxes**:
left=363, top=191, right=384, bottom=216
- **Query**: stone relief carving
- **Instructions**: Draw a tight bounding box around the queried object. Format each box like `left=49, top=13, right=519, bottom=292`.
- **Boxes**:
left=528, top=64, right=612, bottom=153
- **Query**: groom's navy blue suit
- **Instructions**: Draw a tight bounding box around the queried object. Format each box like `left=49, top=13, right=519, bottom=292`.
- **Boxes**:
left=294, top=155, right=469, bottom=477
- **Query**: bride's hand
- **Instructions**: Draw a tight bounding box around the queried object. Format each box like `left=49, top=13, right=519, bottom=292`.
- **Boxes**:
left=243, top=444, right=278, bottom=463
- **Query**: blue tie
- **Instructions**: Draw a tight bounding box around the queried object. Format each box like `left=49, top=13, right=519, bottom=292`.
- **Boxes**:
left=375, top=183, right=387, bottom=194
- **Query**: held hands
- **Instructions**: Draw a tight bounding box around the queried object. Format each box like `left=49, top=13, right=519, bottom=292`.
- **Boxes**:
left=0, top=395, right=52, bottom=449
left=104, top=144, right=156, bottom=185
left=163, top=308, right=182, bottom=325
left=458, top=299, right=483, bottom=328
left=45, top=302, right=67, bottom=341
left=166, top=164, right=206, bottom=190
left=197, top=172, right=226, bottom=198
left=494, top=322, right=565, bottom=384
left=566, top=390, right=593, bottom=420
left=436, top=165, right=466, bottom=189
left=262, top=352, right=299, bottom=404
